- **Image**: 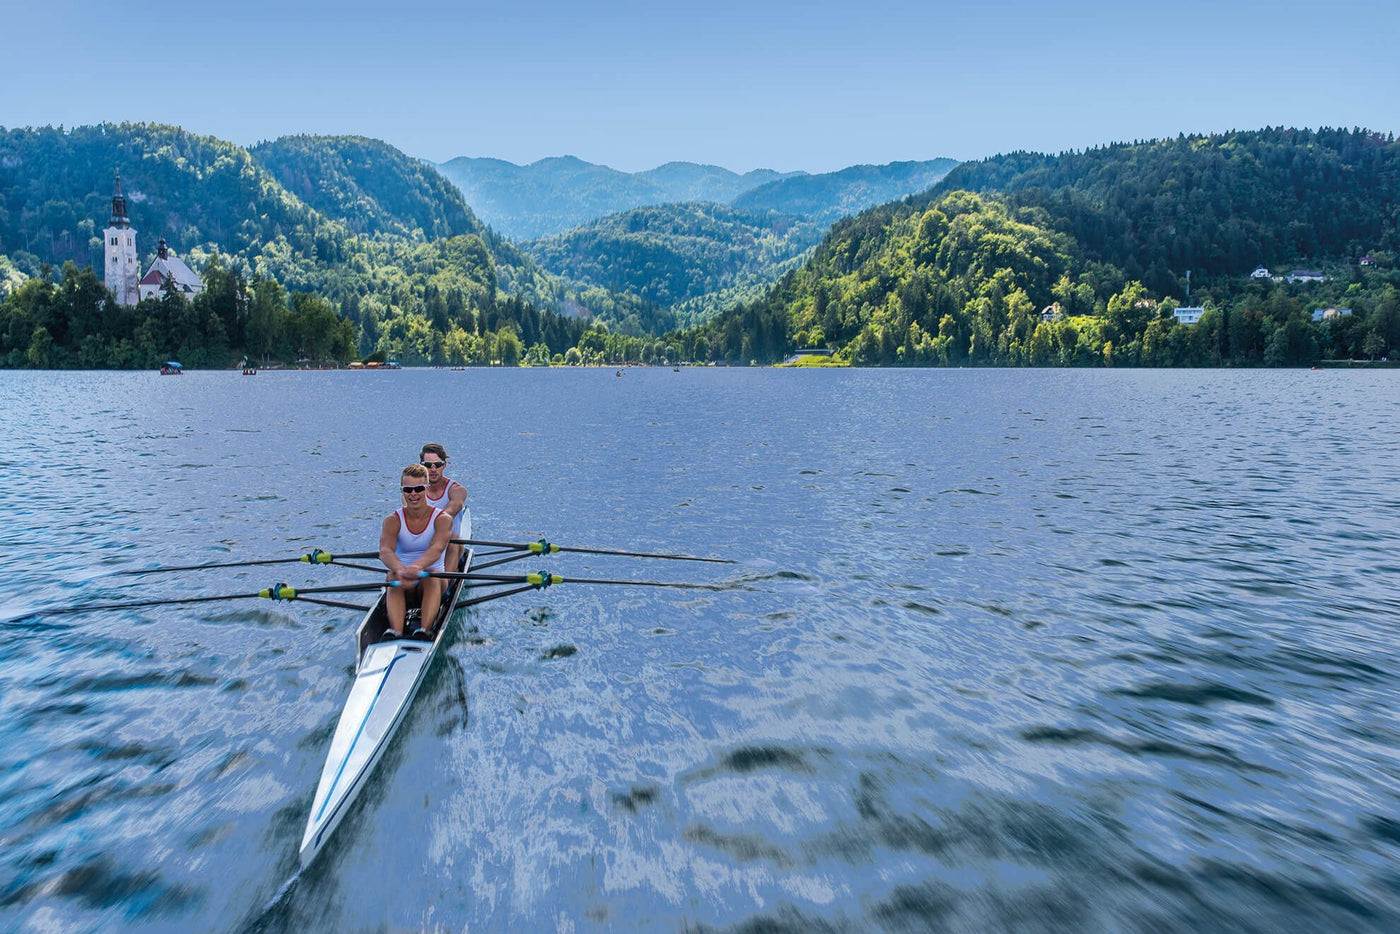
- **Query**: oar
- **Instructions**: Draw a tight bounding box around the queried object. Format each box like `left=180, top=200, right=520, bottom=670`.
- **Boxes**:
left=452, top=537, right=733, bottom=565
left=14, top=582, right=398, bottom=620
left=295, top=597, right=375, bottom=611
left=429, top=570, right=723, bottom=591
left=457, top=583, right=544, bottom=608
left=115, top=549, right=380, bottom=576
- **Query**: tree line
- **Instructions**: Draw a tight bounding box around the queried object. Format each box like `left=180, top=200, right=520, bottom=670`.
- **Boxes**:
left=679, top=129, right=1400, bottom=367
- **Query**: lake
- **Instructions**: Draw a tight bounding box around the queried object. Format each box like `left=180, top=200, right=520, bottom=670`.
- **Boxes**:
left=2, top=366, right=1399, bottom=932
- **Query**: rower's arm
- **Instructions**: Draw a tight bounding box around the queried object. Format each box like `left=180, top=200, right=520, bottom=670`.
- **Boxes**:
left=445, top=482, right=467, bottom=517
left=379, top=515, right=403, bottom=572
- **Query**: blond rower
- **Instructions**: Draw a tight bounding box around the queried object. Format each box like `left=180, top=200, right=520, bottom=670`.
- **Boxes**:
left=378, top=463, right=452, bottom=640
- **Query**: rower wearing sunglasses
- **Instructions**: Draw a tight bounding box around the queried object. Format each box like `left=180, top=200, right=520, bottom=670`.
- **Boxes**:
left=378, top=463, right=452, bottom=640
left=419, top=443, right=469, bottom=574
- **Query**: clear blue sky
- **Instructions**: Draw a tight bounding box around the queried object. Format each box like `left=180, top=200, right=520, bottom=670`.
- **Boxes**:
left=7, top=0, right=1396, bottom=173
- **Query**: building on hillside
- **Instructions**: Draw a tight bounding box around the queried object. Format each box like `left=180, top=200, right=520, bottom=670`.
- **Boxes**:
left=1311, top=307, right=1352, bottom=323
left=101, top=171, right=203, bottom=305
left=1287, top=269, right=1326, bottom=283
left=1360, top=256, right=1376, bottom=266
left=1250, top=266, right=1272, bottom=279
left=138, top=238, right=203, bottom=301
left=1173, top=307, right=1205, bottom=325
left=104, top=173, right=140, bottom=306
left=1040, top=304, right=1063, bottom=323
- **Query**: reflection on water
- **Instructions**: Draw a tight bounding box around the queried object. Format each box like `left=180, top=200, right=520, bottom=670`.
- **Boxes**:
left=1, top=367, right=1399, bottom=932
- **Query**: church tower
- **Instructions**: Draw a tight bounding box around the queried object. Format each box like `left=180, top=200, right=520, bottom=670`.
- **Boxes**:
left=104, top=172, right=140, bottom=306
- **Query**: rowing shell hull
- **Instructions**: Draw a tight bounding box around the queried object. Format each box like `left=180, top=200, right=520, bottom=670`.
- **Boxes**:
left=299, top=518, right=472, bottom=866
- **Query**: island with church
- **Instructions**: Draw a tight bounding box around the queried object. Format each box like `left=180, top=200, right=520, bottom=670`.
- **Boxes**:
left=103, top=173, right=203, bottom=306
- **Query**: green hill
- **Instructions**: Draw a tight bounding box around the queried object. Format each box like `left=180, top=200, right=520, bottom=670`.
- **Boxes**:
left=523, top=202, right=825, bottom=326
left=923, top=128, right=1399, bottom=295
left=0, top=123, right=330, bottom=275
left=249, top=134, right=485, bottom=241
left=0, top=123, right=620, bottom=367
left=687, top=128, right=1400, bottom=367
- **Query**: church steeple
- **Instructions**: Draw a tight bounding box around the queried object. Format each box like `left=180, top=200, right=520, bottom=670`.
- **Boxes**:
left=110, top=170, right=131, bottom=228
left=104, top=170, right=139, bottom=305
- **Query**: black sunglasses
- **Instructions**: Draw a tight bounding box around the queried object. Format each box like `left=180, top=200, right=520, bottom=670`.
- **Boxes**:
left=401, top=484, right=427, bottom=494
left=421, top=460, right=446, bottom=468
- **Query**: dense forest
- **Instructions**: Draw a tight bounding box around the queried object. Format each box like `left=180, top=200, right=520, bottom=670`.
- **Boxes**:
left=0, top=124, right=656, bottom=364
left=684, top=128, right=1400, bottom=367
left=524, top=203, right=824, bottom=327
left=2, top=125, right=1398, bottom=369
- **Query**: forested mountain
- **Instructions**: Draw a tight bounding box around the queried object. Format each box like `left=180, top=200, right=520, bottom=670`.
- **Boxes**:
left=6, top=123, right=1398, bottom=371
left=733, top=158, right=957, bottom=223
left=0, top=123, right=645, bottom=367
left=436, top=155, right=961, bottom=242
left=523, top=202, right=824, bottom=326
left=249, top=135, right=484, bottom=241
left=922, top=128, right=1398, bottom=297
left=687, top=128, right=1400, bottom=367
left=434, top=155, right=795, bottom=240
left=508, top=158, right=960, bottom=327
left=0, top=123, right=326, bottom=275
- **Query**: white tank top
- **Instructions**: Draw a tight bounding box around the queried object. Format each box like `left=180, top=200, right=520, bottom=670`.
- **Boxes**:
left=426, top=479, right=466, bottom=537
left=394, top=506, right=445, bottom=572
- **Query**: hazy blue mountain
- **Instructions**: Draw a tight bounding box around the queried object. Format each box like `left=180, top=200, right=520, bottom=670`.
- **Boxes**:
left=635, top=162, right=790, bottom=203
left=732, top=159, right=959, bottom=223
left=435, top=155, right=799, bottom=239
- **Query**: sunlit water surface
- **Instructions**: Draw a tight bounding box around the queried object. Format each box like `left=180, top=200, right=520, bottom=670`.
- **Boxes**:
left=1, top=367, right=1399, bottom=932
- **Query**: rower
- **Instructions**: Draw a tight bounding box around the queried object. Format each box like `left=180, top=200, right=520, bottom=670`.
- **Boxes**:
left=378, top=463, right=452, bottom=641
left=420, top=443, right=468, bottom=573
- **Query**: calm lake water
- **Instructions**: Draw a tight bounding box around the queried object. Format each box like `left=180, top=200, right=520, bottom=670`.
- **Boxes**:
left=1, top=367, right=1399, bottom=933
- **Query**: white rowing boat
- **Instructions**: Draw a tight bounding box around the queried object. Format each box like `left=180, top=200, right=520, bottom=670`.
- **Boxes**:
left=299, top=516, right=474, bottom=867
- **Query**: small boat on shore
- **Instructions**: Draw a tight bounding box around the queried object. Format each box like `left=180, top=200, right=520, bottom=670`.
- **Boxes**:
left=299, top=518, right=474, bottom=866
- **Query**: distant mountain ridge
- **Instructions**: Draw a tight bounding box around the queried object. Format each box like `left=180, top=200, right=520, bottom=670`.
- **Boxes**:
left=435, top=155, right=797, bottom=239
left=434, top=155, right=957, bottom=240
left=734, top=159, right=958, bottom=223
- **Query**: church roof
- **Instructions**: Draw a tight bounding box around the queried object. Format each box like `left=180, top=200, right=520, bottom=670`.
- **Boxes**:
left=141, top=249, right=202, bottom=293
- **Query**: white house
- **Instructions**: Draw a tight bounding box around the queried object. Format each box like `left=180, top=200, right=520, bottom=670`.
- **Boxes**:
left=1310, top=307, right=1353, bottom=323
left=1250, top=266, right=1271, bottom=279
left=1287, top=269, right=1326, bottom=283
left=1040, top=304, right=1063, bottom=323
left=104, top=173, right=140, bottom=306
left=138, top=238, right=203, bottom=301
left=1173, top=306, right=1205, bottom=325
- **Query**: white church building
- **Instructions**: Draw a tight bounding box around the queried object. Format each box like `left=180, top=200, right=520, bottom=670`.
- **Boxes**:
left=103, top=173, right=203, bottom=306
left=138, top=238, right=203, bottom=301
